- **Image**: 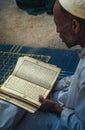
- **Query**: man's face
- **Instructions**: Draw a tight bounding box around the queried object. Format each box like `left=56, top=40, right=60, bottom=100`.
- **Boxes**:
left=53, top=1, right=78, bottom=48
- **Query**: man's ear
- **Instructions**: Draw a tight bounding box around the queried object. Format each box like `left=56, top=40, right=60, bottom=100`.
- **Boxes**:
left=72, top=19, right=80, bottom=33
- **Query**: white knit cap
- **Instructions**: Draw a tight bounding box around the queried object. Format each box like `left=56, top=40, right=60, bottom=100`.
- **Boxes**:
left=59, top=0, right=85, bottom=19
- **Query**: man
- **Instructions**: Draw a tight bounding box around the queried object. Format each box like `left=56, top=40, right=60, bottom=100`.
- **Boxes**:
left=0, top=0, right=85, bottom=130
left=39, top=0, right=85, bottom=129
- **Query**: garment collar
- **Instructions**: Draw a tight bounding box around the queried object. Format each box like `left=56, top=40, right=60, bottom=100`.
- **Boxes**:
left=78, top=47, right=85, bottom=59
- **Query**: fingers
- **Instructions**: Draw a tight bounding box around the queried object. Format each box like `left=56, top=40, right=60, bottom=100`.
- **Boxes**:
left=39, top=95, right=63, bottom=114
left=39, top=95, right=45, bottom=103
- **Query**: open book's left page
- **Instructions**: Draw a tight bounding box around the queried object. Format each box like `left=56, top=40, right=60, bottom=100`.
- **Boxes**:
left=0, top=75, right=49, bottom=106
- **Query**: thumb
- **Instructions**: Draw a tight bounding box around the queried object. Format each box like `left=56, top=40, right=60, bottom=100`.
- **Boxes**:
left=39, top=95, right=45, bottom=103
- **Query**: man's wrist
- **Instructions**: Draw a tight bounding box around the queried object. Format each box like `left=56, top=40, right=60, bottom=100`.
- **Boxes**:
left=54, top=102, right=64, bottom=114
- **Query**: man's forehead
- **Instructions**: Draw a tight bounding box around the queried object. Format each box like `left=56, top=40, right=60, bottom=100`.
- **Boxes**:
left=53, top=3, right=68, bottom=25
left=53, top=1, right=65, bottom=19
left=53, top=9, right=64, bottom=25
left=53, top=1, right=61, bottom=15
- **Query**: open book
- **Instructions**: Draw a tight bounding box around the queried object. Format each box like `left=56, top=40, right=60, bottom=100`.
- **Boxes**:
left=0, top=56, right=61, bottom=113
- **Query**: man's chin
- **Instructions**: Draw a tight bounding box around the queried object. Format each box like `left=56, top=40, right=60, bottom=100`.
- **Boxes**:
left=65, top=41, right=78, bottom=48
left=65, top=43, right=73, bottom=48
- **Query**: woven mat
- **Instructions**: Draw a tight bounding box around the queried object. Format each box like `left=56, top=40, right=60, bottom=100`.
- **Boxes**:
left=0, top=44, right=79, bottom=85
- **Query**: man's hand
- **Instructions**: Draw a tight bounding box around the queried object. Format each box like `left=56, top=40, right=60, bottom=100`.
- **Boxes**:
left=39, top=95, right=63, bottom=114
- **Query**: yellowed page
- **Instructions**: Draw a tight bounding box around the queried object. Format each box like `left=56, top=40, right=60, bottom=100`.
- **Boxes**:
left=1, top=75, right=49, bottom=106
left=13, top=56, right=61, bottom=89
left=0, top=93, right=37, bottom=113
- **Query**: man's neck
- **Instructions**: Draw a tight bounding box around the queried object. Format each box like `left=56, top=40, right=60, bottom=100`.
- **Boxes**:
left=79, top=37, right=85, bottom=48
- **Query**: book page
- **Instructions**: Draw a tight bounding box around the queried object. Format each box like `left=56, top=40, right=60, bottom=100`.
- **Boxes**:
left=0, top=93, right=37, bottom=113
left=13, top=56, right=61, bottom=89
left=1, top=75, right=49, bottom=106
